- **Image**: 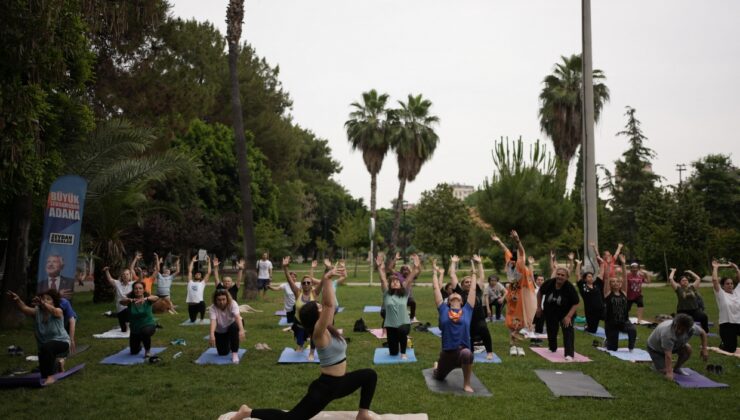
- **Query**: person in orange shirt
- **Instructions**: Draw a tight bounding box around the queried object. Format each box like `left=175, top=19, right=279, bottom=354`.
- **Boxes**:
left=492, top=230, right=536, bottom=357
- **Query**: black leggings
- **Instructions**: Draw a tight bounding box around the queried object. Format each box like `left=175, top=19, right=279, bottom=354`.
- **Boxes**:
left=215, top=322, right=240, bottom=355
left=534, top=312, right=545, bottom=334
left=545, top=315, right=575, bottom=357
left=38, top=340, right=69, bottom=378
left=188, top=301, right=206, bottom=322
left=470, top=318, right=493, bottom=353
left=678, top=308, right=709, bottom=333
left=407, top=297, right=417, bottom=319
left=719, top=322, right=740, bottom=353
left=386, top=324, right=410, bottom=355
left=584, top=309, right=601, bottom=333
left=251, top=369, right=377, bottom=419
left=489, top=299, right=505, bottom=320
left=604, top=321, right=637, bottom=351
left=117, top=308, right=130, bottom=332
left=130, top=325, right=156, bottom=355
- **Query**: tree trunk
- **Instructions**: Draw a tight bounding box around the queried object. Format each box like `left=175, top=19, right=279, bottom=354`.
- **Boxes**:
left=0, top=194, right=33, bottom=328
left=228, top=33, right=258, bottom=300
left=389, top=177, right=407, bottom=261
left=370, top=172, right=377, bottom=220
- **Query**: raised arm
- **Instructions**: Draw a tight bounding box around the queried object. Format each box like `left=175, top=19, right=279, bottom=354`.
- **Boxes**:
left=613, top=243, right=623, bottom=262
left=129, top=252, right=141, bottom=275
left=668, top=268, right=678, bottom=290
left=473, top=255, right=485, bottom=289
left=405, top=254, right=421, bottom=291
left=449, top=255, right=460, bottom=289
left=204, top=255, right=212, bottom=282
left=153, top=253, right=161, bottom=276
left=549, top=250, right=558, bottom=276
left=491, top=234, right=510, bottom=254
left=575, top=258, right=583, bottom=280
left=376, top=253, right=388, bottom=292
left=282, top=256, right=301, bottom=296
left=236, top=258, right=244, bottom=285
left=467, top=272, right=477, bottom=308
left=711, top=260, right=721, bottom=292
left=431, top=259, right=443, bottom=307
left=313, top=264, right=344, bottom=337
left=33, top=295, right=63, bottom=318
left=6, top=291, right=36, bottom=317
left=685, top=269, right=702, bottom=289
left=173, top=257, right=181, bottom=276
left=102, top=266, right=116, bottom=287
left=732, top=262, right=740, bottom=283
left=188, top=256, right=196, bottom=282
left=213, top=256, right=221, bottom=286
left=511, top=230, right=526, bottom=272
left=566, top=252, right=575, bottom=276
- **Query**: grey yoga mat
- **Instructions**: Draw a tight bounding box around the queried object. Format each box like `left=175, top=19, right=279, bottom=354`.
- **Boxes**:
left=421, top=368, right=492, bottom=397
left=535, top=370, right=613, bottom=398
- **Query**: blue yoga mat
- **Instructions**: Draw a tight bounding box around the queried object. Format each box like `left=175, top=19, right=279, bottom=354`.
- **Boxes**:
left=278, top=347, right=320, bottom=364
left=474, top=352, right=502, bottom=363
left=336, top=306, right=345, bottom=313
left=274, top=310, right=287, bottom=316
left=180, top=319, right=210, bottom=326
left=363, top=306, right=382, bottom=313
left=576, top=326, right=628, bottom=340
left=100, top=347, right=167, bottom=365
left=373, top=348, right=417, bottom=364
left=278, top=317, right=290, bottom=326
left=0, top=363, right=85, bottom=388
left=597, top=347, right=651, bottom=362
left=428, top=327, right=442, bottom=337
left=195, top=348, right=247, bottom=365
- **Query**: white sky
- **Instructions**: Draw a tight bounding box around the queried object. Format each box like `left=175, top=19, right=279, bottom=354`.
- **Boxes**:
left=171, top=0, right=740, bottom=206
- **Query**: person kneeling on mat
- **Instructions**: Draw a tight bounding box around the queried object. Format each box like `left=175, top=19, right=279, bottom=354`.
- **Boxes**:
left=646, top=313, right=708, bottom=380
left=209, top=289, right=245, bottom=363
left=431, top=257, right=477, bottom=393
left=231, top=263, right=377, bottom=420
left=120, top=281, right=160, bottom=359
left=7, top=289, right=70, bottom=386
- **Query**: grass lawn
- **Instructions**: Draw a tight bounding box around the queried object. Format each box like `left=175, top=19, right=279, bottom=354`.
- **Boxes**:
left=1, top=273, right=738, bottom=420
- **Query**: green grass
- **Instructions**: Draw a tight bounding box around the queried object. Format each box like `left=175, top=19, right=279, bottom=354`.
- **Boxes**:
left=1, top=281, right=738, bottom=420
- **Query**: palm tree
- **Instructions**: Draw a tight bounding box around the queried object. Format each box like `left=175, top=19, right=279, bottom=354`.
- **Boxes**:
left=538, top=54, right=610, bottom=164
left=388, top=94, right=440, bottom=256
left=226, top=0, right=259, bottom=297
left=65, top=119, right=195, bottom=302
left=344, top=89, right=392, bottom=220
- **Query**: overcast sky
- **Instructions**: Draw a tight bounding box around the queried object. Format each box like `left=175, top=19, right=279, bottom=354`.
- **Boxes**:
left=171, top=0, right=740, bottom=207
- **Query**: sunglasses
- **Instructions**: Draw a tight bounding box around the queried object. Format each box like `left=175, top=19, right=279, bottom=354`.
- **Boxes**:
left=302, top=281, right=312, bottom=285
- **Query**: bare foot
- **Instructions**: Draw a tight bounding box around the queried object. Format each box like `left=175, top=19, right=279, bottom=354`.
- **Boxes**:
left=401, top=353, right=408, bottom=360
left=463, top=384, right=474, bottom=393
left=230, top=404, right=252, bottom=420
left=58, top=358, right=66, bottom=372
left=356, top=408, right=374, bottom=420
left=308, top=352, right=315, bottom=361
left=486, top=353, right=493, bottom=360
left=42, top=376, right=57, bottom=386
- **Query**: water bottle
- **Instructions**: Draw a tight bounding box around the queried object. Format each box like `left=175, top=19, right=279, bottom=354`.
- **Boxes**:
left=173, top=351, right=182, bottom=359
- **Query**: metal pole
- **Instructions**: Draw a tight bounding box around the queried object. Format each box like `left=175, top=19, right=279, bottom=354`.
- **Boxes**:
left=582, top=0, right=599, bottom=274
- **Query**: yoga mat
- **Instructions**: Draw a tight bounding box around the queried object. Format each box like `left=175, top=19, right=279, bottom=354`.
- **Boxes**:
left=364, top=305, right=382, bottom=313
left=100, top=347, right=166, bottom=365
left=93, top=327, right=129, bottom=338
left=674, top=368, right=728, bottom=388
left=596, top=347, right=652, bottom=362
left=421, top=368, right=492, bottom=397
left=278, top=347, right=320, bottom=364
left=180, top=319, right=210, bottom=326
left=535, top=369, right=613, bottom=398
left=71, top=344, right=91, bottom=356
left=278, top=317, right=290, bottom=326
left=218, top=411, right=428, bottom=420
left=0, top=363, right=85, bottom=388
left=373, top=348, right=417, bottom=364
left=274, top=310, right=286, bottom=316
left=575, top=326, right=628, bottom=340
left=474, top=352, right=502, bottom=364
left=195, top=348, right=247, bottom=365
left=520, top=329, right=548, bottom=339
left=336, top=306, right=345, bottom=313
left=629, top=317, right=655, bottom=326
left=531, top=347, right=591, bottom=363
left=428, top=327, right=442, bottom=338
left=369, top=328, right=386, bottom=339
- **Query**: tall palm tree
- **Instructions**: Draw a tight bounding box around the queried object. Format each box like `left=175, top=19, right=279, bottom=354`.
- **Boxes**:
left=344, top=89, right=392, bottom=220
left=538, top=54, right=610, bottom=164
left=389, top=94, right=440, bottom=255
left=226, top=0, right=258, bottom=297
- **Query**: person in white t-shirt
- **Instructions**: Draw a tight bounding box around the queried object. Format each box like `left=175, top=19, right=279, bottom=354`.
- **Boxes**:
left=268, top=277, right=297, bottom=323
left=712, top=260, right=740, bottom=354
left=187, top=255, right=211, bottom=323
left=257, top=253, right=273, bottom=298
left=103, top=265, right=133, bottom=332
left=209, top=289, right=245, bottom=363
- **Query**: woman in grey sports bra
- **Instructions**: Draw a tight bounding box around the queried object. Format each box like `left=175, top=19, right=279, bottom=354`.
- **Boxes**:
left=231, top=263, right=377, bottom=420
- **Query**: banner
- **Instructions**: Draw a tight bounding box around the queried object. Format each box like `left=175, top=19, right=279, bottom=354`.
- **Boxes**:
left=36, top=175, right=88, bottom=296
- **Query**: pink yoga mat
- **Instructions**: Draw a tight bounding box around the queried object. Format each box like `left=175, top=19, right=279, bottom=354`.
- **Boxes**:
left=369, top=329, right=386, bottom=339
left=531, top=347, right=591, bottom=363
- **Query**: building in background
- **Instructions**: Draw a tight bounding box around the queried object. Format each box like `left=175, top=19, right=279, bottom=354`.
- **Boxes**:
left=450, top=183, right=475, bottom=201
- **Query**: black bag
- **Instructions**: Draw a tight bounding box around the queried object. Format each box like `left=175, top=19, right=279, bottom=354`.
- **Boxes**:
left=353, top=318, right=367, bottom=332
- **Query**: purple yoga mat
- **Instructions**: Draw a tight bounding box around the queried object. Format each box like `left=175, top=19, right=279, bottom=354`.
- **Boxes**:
left=674, top=368, right=728, bottom=388
left=0, top=363, right=85, bottom=388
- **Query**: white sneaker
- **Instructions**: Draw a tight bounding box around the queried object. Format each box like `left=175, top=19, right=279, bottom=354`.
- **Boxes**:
left=509, top=346, right=517, bottom=356
left=516, top=347, right=525, bottom=356
left=673, top=368, right=690, bottom=376
left=564, top=355, right=573, bottom=361
left=411, top=317, right=419, bottom=324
